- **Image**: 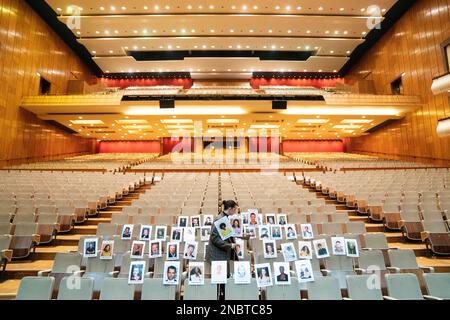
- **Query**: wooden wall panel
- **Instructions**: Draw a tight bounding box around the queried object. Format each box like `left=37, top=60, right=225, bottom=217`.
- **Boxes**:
left=346, top=0, right=450, bottom=165
left=0, top=0, right=96, bottom=167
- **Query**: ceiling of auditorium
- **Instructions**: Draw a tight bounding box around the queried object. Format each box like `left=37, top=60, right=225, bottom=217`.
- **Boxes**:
left=44, top=0, right=400, bottom=78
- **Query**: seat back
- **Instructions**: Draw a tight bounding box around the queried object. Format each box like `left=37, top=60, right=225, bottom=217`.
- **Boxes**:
left=96, top=223, right=117, bottom=237
left=363, top=233, right=388, bottom=249
left=346, top=275, right=383, bottom=300
left=57, top=276, right=94, bottom=300
left=423, top=273, right=450, bottom=299
left=52, top=252, right=83, bottom=273
left=16, top=276, right=54, bottom=300
left=183, top=279, right=217, bottom=300
left=0, top=223, right=12, bottom=235
left=306, top=277, right=342, bottom=300
left=85, top=255, right=116, bottom=273
left=385, top=273, right=423, bottom=300
left=358, top=250, right=386, bottom=271
left=324, top=255, right=354, bottom=271
left=0, top=234, right=12, bottom=251
left=13, top=223, right=37, bottom=236
left=265, top=278, right=300, bottom=300
left=99, top=278, right=135, bottom=300
left=225, top=278, right=259, bottom=300
left=345, top=222, right=366, bottom=234
left=422, top=221, right=448, bottom=233
left=387, top=249, right=418, bottom=269
left=141, top=278, right=177, bottom=300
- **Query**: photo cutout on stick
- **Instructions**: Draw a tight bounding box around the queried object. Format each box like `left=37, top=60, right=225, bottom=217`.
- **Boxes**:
left=188, top=262, right=205, bottom=285
left=214, top=215, right=234, bottom=241
left=281, top=242, right=297, bottom=262
left=234, top=261, right=251, bottom=284
left=200, top=226, right=211, bottom=242
left=163, top=261, right=180, bottom=285
left=263, top=239, right=277, bottom=259
left=211, top=261, right=227, bottom=284
left=183, top=227, right=196, bottom=242
left=155, top=226, right=167, bottom=241
left=130, top=240, right=145, bottom=259
left=295, top=259, right=315, bottom=283
left=274, top=262, right=291, bottom=285
left=139, top=225, right=152, bottom=241
left=121, top=224, right=133, bottom=240
left=271, top=225, right=282, bottom=240
left=128, top=260, right=145, bottom=285
left=258, top=225, right=270, bottom=240
left=331, top=237, right=346, bottom=256
left=265, top=213, right=276, bottom=225
left=178, top=216, right=188, bottom=228
left=298, top=241, right=313, bottom=259
left=202, top=215, right=213, bottom=227
left=345, top=238, right=359, bottom=257
left=255, top=263, right=273, bottom=288
left=277, top=214, right=287, bottom=226
left=313, top=239, right=330, bottom=258
left=83, top=238, right=98, bottom=258
left=100, top=240, right=114, bottom=260
left=166, top=242, right=179, bottom=260
left=149, top=240, right=162, bottom=258
left=190, top=215, right=201, bottom=228
left=300, top=224, right=314, bottom=240
left=183, top=241, right=198, bottom=260
left=234, top=238, right=245, bottom=259
left=285, top=224, right=297, bottom=240
left=230, top=215, right=243, bottom=237
left=170, top=227, right=183, bottom=242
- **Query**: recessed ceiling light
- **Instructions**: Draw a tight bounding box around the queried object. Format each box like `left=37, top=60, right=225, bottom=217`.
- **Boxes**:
left=187, top=5, right=192, bottom=10
left=133, top=30, right=138, bottom=34
left=334, top=31, right=339, bottom=34
left=227, top=69, right=231, bottom=72
left=242, top=5, right=248, bottom=10
left=76, top=31, right=81, bottom=35
left=154, top=5, right=159, bottom=10
left=143, top=6, right=148, bottom=10
left=165, top=6, right=170, bottom=10
left=306, top=30, right=311, bottom=34
left=330, top=50, right=334, bottom=53
left=361, top=8, right=366, bottom=12
left=325, top=30, right=330, bottom=34
left=287, top=30, right=292, bottom=33
left=286, top=5, right=291, bottom=10
left=121, top=6, right=126, bottom=10
left=346, top=50, right=351, bottom=54
left=95, top=31, right=100, bottom=34
left=318, top=7, right=323, bottom=11
left=143, top=29, right=148, bottom=33
left=210, top=29, right=215, bottom=33
left=181, top=29, right=186, bottom=33
left=110, top=6, right=116, bottom=11
left=305, top=46, right=310, bottom=50
left=340, top=8, right=344, bottom=11
left=99, top=7, right=104, bottom=11
left=209, top=5, right=214, bottom=9
left=253, top=5, right=258, bottom=10
left=230, top=29, right=235, bottom=33
left=318, top=69, right=322, bottom=72
left=362, top=31, right=367, bottom=35
left=249, top=29, right=254, bottom=33
left=275, top=6, right=280, bottom=10
left=109, top=50, right=113, bottom=53
left=297, top=6, right=302, bottom=10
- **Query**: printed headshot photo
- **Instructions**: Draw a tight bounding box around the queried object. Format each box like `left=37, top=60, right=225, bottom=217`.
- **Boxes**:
left=183, top=241, right=198, bottom=260
left=300, top=224, right=314, bottom=240
left=234, top=261, right=251, bottom=284
left=331, top=236, right=346, bottom=256
left=277, top=214, right=287, bottom=226
left=166, top=242, right=179, bottom=260
left=178, top=216, right=188, bottom=228
left=263, top=240, right=277, bottom=259
left=139, top=225, right=152, bottom=241
left=163, top=261, right=180, bottom=285
left=271, top=225, right=282, bottom=240
left=83, top=238, right=98, bottom=258
left=285, top=224, right=297, bottom=240
left=255, top=263, right=273, bottom=288
left=214, top=216, right=234, bottom=241
left=121, top=224, right=133, bottom=240
left=244, top=225, right=256, bottom=239
left=281, top=242, right=297, bottom=262
left=100, top=240, right=114, bottom=260
left=241, top=212, right=249, bottom=225
left=190, top=215, right=201, bottom=228
left=188, top=262, right=205, bottom=286
left=211, top=261, right=227, bottom=284
left=234, top=238, right=245, bottom=259
left=170, top=227, right=183, bottom=242
left=295, top=260, right=315, bottom=283
left=149, top=240, right=162, bottom=258
left=248, top=211, right=259, bottom=226
left=200, top=226, right=211, bottom=242
left=130, top=240, right=145, bottom=259
left=265, top=214, right=276, bottom=225
left=313, top=239, right=330, bottom=258
left=183, top=227, right=196, bottom=242
left=202, top=215, right=213, bottom=226
left=258, top=226, right=270, bottom=240
left=155, top=226, right=167, bottom=241
left=128, top=261, right=146, bottom=285
left=274, top=262, right=291, bottom=285
left=345, top=238, right=359, bottom=257
left=230, top=215, right=243, bottom=237
left=298, top=241, right=313, bottom=259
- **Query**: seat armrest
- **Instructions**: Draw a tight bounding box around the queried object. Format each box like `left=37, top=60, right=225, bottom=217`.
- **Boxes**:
left=108, top=271, right=119, bottom=277
left=37, top=269, right=52, bottom=277
left=386, top=267, right=400, bottom=273
left=398, top=220, right=405, bottom=228
left=361, top=248, right=372, bottom=251
left=419, top=266, right=434, bottom=273
left=1, top=249, right=12, bottom=262
left=383, top=296, right=397, bottom=300
left=54, top=223, right=61, bottom=232
left=321, top=269, right=331, bottom=276
left=354, top=268, right=366, bottom=275
left=32, top=234, right=41, bottom=244
left=343, top=297, right=352, bottom=300
left=423, top=295, right=443, bottom=300
left=68, top=250, right=79, bottom=253
left=145, top=272, right=152, bottom=278
left=74, top=270, right=85, bottom=276
left=420, top=231, right=430, bottom=242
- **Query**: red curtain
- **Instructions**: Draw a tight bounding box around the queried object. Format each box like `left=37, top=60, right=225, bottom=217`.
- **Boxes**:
left=100, top=78, right=193, bottom=89
left=97, top=141, right=160, bottom=153
left=250, top=78, right=345, bottom=89
left=162, top=137, right=193, bottom=155
left=248, top=137, right=280, bottom=153
left=282, top=140, right=345, bottom=153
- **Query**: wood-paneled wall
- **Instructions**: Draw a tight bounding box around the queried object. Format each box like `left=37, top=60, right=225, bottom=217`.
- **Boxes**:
left=346, top=0, right=450, bottom=166
left=0, top=0, right=96, bottom=167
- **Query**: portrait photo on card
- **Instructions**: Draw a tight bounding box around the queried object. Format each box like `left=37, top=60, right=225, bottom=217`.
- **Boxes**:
left=313, top=239, right=330, bottom=258
left=121, top=224, right=133, bottom=240
left=211, top=261, right=227, bottom=284
left=277, top=214, right=287, bottom=226
left=178, top=216, right=188, bottom=228
left=139, top=225, right=152, bottom=241
left=248, top=211, right=259, bottom=226
left=190, top=216, right=201, bottom=228
left=271, top=225, right=282, bottom=240
left=128, top=261, right=146, bottom=285
left=200, top=226, right=211, bottom=241
left=345, top=238, right=359, bottom=257
left=258, top=225, right=270, bottom=240
left=244, top=225, right=256, bottom=239
left=163, top=261, right=180, bottom=285
left=255, top=263, right=273, bottom=288
left=155, top=226, right=167, bottom=241
left=170, top=227, right=183, bottom=242
left=83, top=238, right=98, bottom=258
left=281, top=242, right=297, bottom=262
left=295, top=259, right=315, bottom=283
left=331, top=237, right=346, bottom=256
left=285, top=225, right=297, bottom=240
left=274, top=262, right=291, bottom=285
left=183, top=241, right=198, bottom=260
left=234, top=239, right=245, bottom=259
left=300, top=224, right=314, bottom=240
left=234, top=261, right=251, bottom=284
left=149, top=240, right=162, bottom=258
left=100, top=240, right=114, bottom=260
left=214, top=216, right=234, bottom=241
left=188, top=262, right=205, bottom=285
left=202, top=215, right=213, bottom=226
left=265, top=214, right=276, bottom=225
left=183, top=227, right=196, bottom=242
left=230, top=215, right=243, bottom=237
left=241, top=212, right=249, bottom=225
left=263, top=239, right=277, bottom=259
left=130, top=241, right=145, bottom=259
left=166, top=242, right=179, bottom=260
left=298, top=241, right=313, bottom=259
